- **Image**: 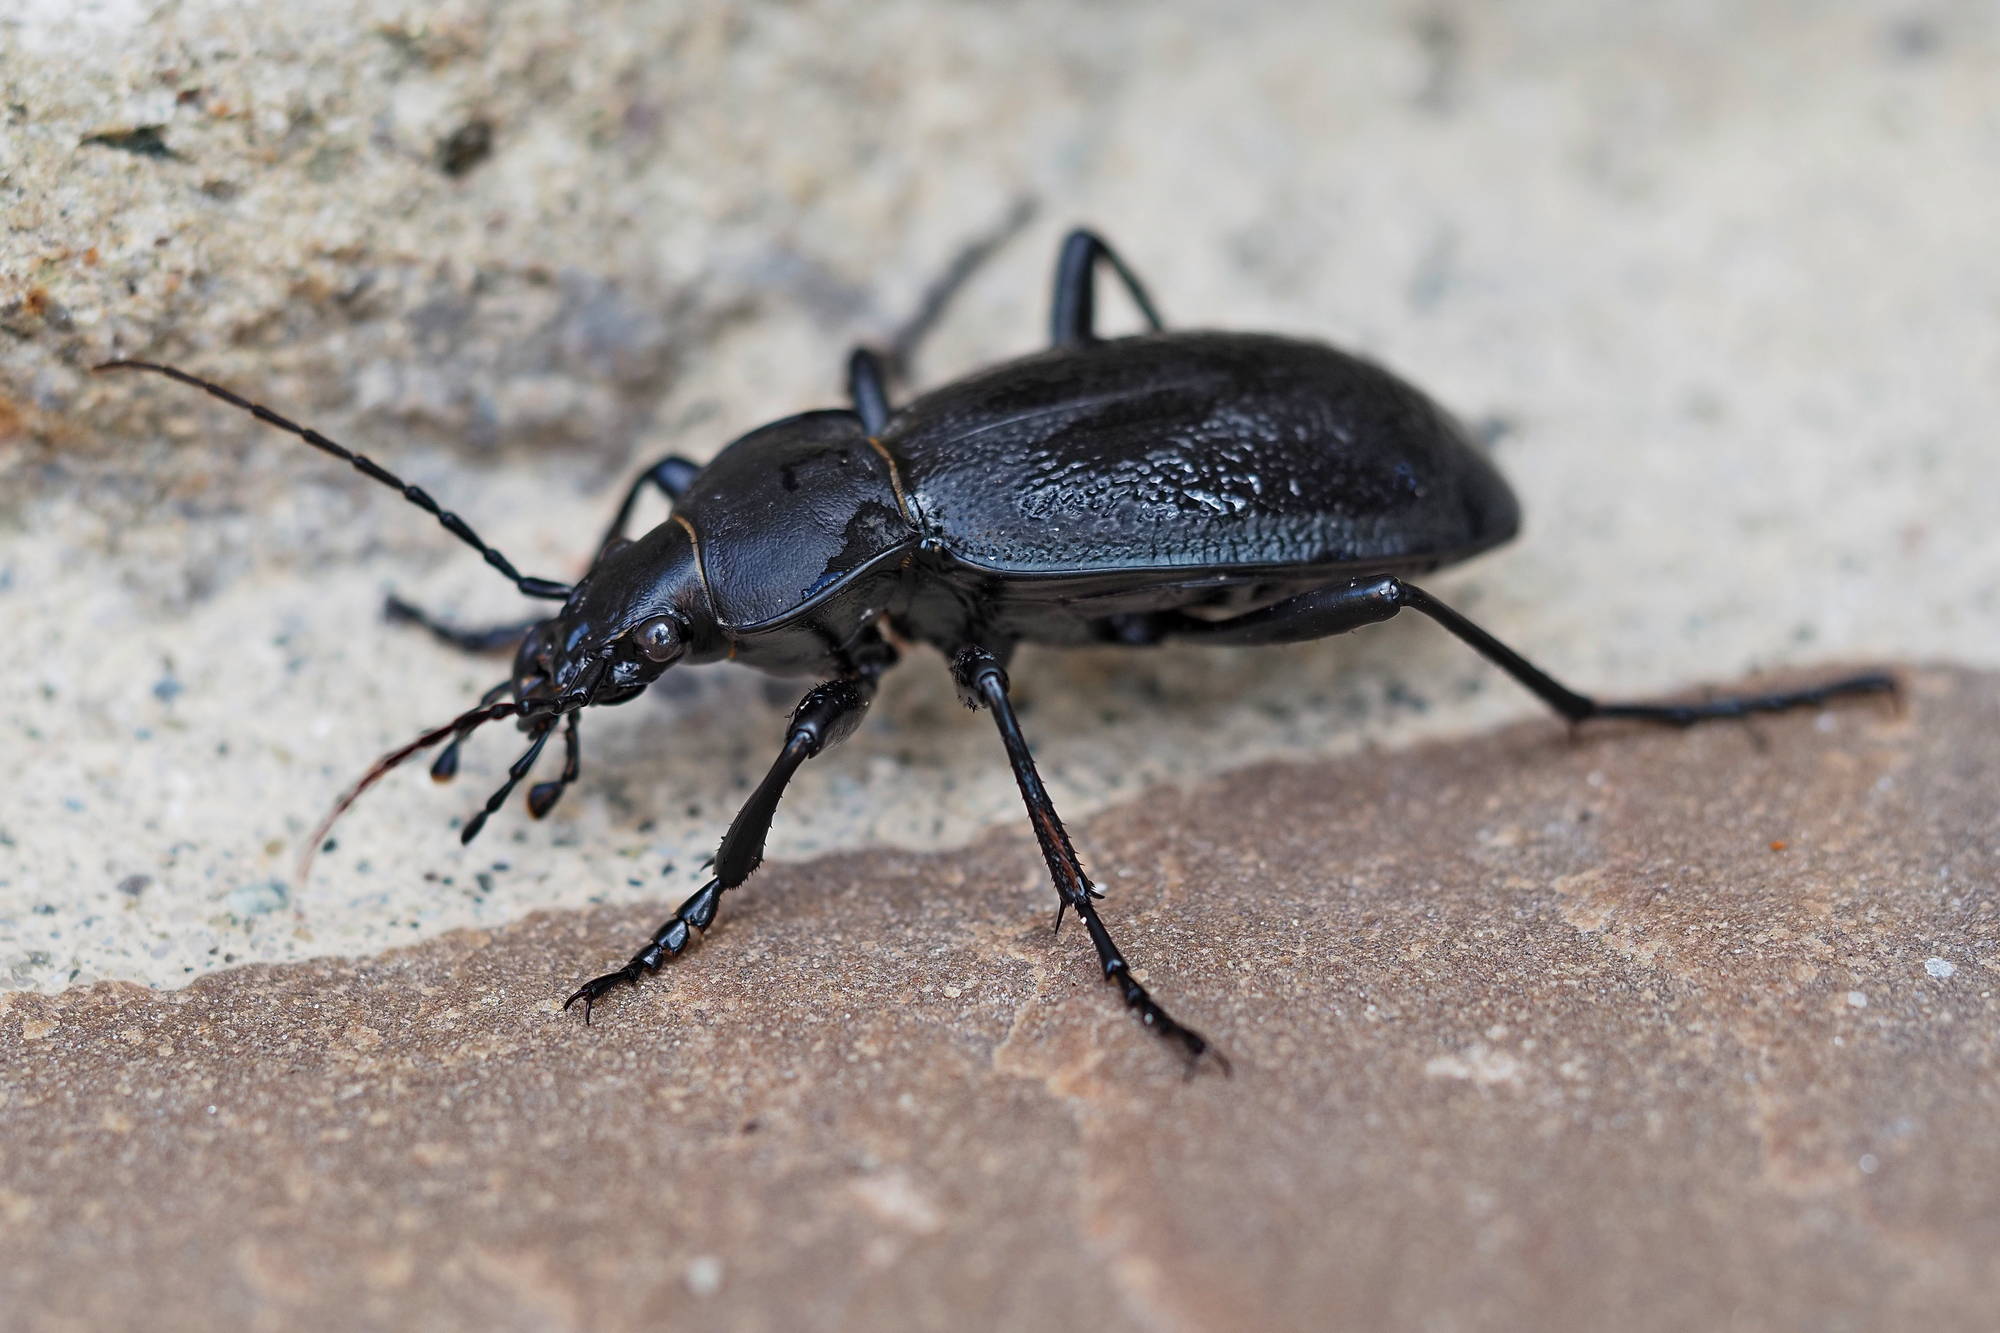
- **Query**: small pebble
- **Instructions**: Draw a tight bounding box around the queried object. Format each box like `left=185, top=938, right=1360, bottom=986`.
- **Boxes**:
left=684, top=1256, right=724, bottom=1297
left=227, top=881, right=290, bottom=917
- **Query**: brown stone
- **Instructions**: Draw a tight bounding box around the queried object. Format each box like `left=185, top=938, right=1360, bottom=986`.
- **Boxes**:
left=3, top=666, right=1996, bottom=1332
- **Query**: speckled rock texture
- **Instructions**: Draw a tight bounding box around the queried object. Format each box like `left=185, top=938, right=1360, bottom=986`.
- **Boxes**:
left=3, top=667, right=1994, bottom=1332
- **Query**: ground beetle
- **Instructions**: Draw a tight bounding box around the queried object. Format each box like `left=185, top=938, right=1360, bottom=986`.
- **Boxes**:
left=98, top=229, right=1894, bottom=1070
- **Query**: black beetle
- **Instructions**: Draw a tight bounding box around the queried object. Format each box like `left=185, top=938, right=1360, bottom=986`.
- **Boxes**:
left=98, top=229, right=1893, bottom=1070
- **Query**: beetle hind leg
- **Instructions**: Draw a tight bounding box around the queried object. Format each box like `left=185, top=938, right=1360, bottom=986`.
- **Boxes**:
left=1171, top=575, right=1898, bottom=727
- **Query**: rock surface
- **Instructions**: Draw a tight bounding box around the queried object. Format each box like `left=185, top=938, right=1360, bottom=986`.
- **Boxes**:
left=5, top=3, right=1999, bottom=996
left=3, top=667, right=1995, bottom=1333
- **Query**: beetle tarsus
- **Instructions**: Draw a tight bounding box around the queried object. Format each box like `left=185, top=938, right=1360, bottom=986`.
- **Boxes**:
left=1106, top=952, right=1230, bottom=1077
left=954, top=644, right=1226, bottom=1071
left=560, top=876, right=724, bottom=1025
left=563, top=961, right=648, bottom=1025
left=1049, top=881, right=1107, bottom=935
left=1589, top=671, right=1899, bottom=727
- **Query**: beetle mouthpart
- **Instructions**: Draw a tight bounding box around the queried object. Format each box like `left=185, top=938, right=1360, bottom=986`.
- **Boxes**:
left=460, top=722, right=557, bottom=846
left=296, top=696, right=523, bottom=887
left=527, top=781, right=563, bottom=818
left=548, top=650, right=615, bottom=715
left=428, top=742, right=462, bottom=783
left=525, top=713, right=583, bottom=821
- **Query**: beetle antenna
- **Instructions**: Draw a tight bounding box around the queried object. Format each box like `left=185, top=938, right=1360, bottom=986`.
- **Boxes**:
left=297, top=697, right=525, bottom=886
left=95, top=359, right=572, bottom=602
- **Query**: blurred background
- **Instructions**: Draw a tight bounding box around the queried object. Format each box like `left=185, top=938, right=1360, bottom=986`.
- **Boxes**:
left=8, top=0, right=1995, bottom=993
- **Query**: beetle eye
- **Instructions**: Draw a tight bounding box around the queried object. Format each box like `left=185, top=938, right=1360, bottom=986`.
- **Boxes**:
left=632, top=615, right=684, bottom=664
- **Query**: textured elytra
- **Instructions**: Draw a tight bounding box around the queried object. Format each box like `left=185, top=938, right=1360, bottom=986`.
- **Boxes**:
left=888, top=332, right=1519, bottom=578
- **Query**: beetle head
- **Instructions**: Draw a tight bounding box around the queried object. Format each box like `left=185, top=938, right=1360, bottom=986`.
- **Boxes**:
left=299, top=519, right=727, bottom=882
left=515, top=517, right=724, bottom=716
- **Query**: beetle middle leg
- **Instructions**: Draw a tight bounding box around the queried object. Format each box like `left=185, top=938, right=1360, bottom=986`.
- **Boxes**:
left=845, top=198, right=1041, bottom=434
left=848, top=348, right=894, bottom=435
left=1172, top=575, right=1898, bottom=726
left=596, top=453, right=701, bottom=554
left=562, top=665, right=884, bottom=1022
left=950, top=644, right=1226, bottom=1074
left=852, top=222, right=1173, bottom=428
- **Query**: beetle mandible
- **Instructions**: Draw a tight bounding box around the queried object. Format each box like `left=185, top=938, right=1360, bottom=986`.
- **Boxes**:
left=99, top=229, right=1894, bottom=1071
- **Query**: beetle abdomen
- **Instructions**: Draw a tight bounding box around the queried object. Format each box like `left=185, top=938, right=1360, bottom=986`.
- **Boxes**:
left=889, top=331, right=1518, bottom=578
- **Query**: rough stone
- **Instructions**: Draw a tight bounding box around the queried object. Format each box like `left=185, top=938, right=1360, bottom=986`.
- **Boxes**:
left=5, top=3, right=1999, bottom=995
left=1, top=667, right=1993, bottom=1332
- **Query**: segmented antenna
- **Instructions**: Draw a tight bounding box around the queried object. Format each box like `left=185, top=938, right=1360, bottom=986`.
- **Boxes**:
left=95, top=359, right=572, bottom=601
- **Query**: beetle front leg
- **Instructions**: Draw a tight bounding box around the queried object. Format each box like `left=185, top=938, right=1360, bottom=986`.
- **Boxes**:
left=562, top=672, right=879, bottom=1022
left=597, top=453, right=702, bottom=555
left=383, top=596, right=540, bottom=655
left=1175, top=576, right=1897, bottom=727
left=383, top=453, right=702, bottom=651
left=950, top=645, right=1227, bottom=1074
